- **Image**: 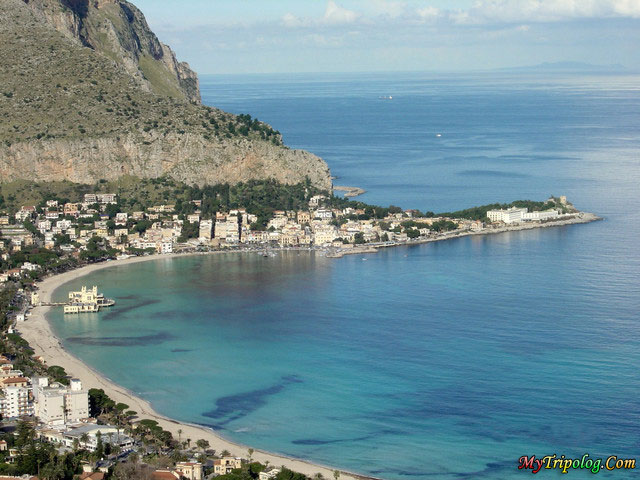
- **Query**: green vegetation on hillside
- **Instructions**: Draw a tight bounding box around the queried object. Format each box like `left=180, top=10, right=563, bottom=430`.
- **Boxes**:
left=438, top=198, right=571, bottom=220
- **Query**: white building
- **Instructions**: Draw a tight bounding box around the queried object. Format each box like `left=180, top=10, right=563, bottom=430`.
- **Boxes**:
left=60, top=424, right=134, bottom=451
left=486, top=207, right=527, bottom=224
left=522, top=209, right=559, bottom=221
left=314, top=209, right=333, bottom=220
left=259, top=467, right=281, bottom=480
left=34, top=378, right=89, bottom=426
left=38, top=388, right=65, bottom=425
left=1, top=386, right=33, bottom=418
left=115, top=213, right=128, bottom=225
left=314, top=226, right=339, bottom=246
left=199, top=219, right=213, bottom=241
left=56, top=219, right=73, bottom=231
left=186, top=213, right=201, bottom=224
left=309, top=195, right=327, bottom=207
left=487, top=206, right=561, bottom=224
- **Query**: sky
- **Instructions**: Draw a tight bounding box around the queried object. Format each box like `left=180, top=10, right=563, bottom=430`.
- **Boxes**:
left=132, top=0, right=640, bottom=74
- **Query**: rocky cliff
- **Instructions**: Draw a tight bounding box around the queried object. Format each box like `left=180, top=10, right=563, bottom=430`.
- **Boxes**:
left=0, top=133, right=331, bottom=188
left=24, top=0, right=200, bottom=103
left=0, top=0, right=332, bottom=190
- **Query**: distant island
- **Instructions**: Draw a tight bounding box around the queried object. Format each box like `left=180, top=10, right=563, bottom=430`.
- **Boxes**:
left=497, top=61, right=629, bottom=73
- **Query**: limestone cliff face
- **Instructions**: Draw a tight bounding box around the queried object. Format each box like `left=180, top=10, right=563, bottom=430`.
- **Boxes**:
left=23, top=0, right=201, bottom=103
left=0, top=134, right=332, bottom=190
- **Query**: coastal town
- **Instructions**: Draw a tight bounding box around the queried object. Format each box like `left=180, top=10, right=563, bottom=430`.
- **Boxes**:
left=0, top=187, right=597, bottom=479
left=0, top=190, right=584, bottom=278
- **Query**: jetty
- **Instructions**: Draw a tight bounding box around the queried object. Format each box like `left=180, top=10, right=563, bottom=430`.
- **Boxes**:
left=333, top=185, right=366, bottom=198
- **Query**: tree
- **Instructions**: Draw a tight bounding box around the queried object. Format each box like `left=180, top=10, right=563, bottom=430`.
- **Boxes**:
left=247, top=447, right=254, bottom=461
left=333, top=470, right=341, bottom=480
left=15, top=419, right=36, bottom=449
left=89, top=388, right=115, bottom=416
left=196, top=439, right=210, bottom=453
left=406, top=228, right=420, bottom=239
left=112, top=459, right=153, bottom=480
left=94, top=431, right=104, bottom=460
left=353, top=232, right=365, bottom=244
left=46, top=365, right=69, bottom=384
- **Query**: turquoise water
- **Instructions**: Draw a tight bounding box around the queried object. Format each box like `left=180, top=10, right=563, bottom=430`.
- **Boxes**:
left=50, top=72, right=640, bottom=479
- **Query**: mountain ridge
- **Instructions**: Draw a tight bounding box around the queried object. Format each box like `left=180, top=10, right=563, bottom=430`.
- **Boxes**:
left=0, top=0, right=332, bottom=190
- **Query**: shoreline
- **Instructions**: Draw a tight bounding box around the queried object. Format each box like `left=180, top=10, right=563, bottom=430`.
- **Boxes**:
left=16, top=252, right=375, bottom=480
left=15, top=212, right=600, bottom=479
left=327, top=212, right=602, bottom=257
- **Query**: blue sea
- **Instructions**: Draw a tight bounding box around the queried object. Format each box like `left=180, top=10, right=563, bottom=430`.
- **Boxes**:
left=49, top=72, right=640, bottom=479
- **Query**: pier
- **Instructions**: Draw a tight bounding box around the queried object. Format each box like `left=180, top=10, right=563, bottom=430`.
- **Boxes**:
left=36, top=286, right=115, bottom=314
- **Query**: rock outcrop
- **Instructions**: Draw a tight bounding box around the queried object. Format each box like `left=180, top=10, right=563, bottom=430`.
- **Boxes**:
left=0, top=133, right=332, bottom=189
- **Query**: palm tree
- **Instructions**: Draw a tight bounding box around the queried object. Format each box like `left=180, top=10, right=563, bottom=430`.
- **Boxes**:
left=177, top=428, right=183, bottom=444
left=107, top=432, right=114, bottom=453
left=80, top=432, right=89, bottom=449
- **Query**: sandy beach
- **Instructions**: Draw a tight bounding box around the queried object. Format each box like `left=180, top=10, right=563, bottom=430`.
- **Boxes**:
left=15, top=212, right=600, bottom=479
left=16, top=253, right=369, bottom=480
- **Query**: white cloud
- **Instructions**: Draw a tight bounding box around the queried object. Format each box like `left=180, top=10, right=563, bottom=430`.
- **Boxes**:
left=612, top=0, right=640, bottom=16
left=323, top=1, right=360, bottom=24
left=302, top=33, right=350, bottom=48
left=454, top=0, right=640, bottom=25
left=282, top=12, right=304, bottom=28
left=371, top=0, right=408, bottom=18
left=416, top=6, right=441, bottom=22
left=281, top=1, right=361, bottom=28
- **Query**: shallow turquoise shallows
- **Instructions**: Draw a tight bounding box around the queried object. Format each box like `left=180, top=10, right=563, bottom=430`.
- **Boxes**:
left=50, top=72, right=640, bottom=479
